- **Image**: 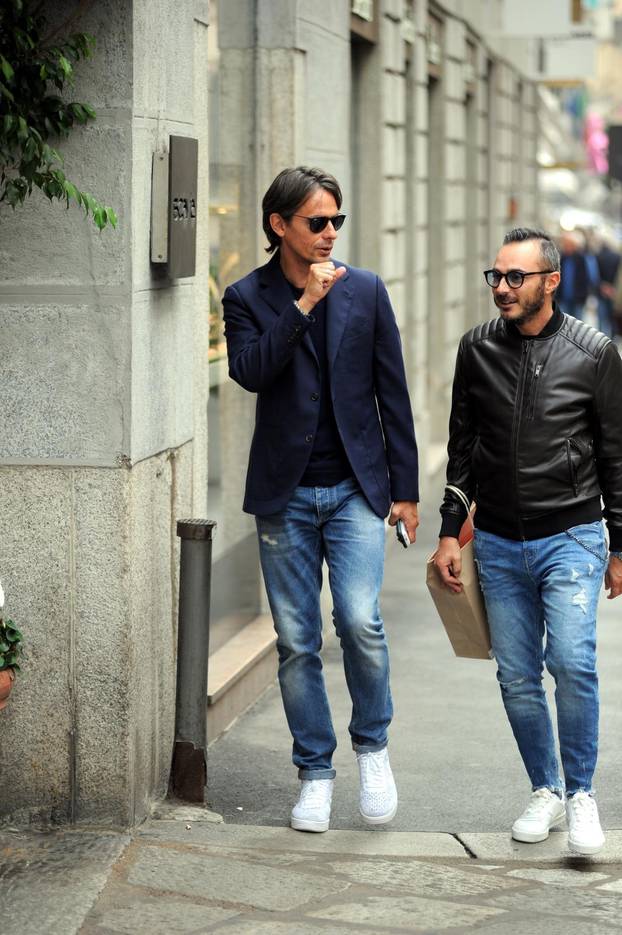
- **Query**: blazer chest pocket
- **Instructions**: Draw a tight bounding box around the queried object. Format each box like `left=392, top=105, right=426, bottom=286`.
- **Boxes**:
left=344, top=317, right=373, bottom=341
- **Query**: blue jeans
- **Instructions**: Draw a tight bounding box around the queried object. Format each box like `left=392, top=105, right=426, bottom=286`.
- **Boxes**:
left=256, top=477, right=391, bottom=779
left=474, top=523, right=607, bottom=796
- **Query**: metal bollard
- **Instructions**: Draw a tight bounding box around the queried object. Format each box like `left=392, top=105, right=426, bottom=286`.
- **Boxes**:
left=169, top=518, right=217, bottom=803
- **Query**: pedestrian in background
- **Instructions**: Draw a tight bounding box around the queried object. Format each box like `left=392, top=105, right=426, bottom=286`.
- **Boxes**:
left=434, top=227, right=622, bottom=856
left=223, top=166, right=419, bottom=833
left=557, top=230, right=592, bottom=321
left=612, top=255, right=622, bottom=344
left=595, top=233, right=621, bottom=339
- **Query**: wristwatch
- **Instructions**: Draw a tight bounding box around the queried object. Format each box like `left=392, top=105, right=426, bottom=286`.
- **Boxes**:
left=610, top=551, right=622, bottom=561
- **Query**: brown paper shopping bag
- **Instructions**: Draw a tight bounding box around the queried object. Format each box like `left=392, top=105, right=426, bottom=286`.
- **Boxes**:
left=426, top=487, right=492, bottom=660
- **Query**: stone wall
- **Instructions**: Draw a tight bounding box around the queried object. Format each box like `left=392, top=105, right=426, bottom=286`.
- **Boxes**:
left=0, top=0, right=209, bottom=827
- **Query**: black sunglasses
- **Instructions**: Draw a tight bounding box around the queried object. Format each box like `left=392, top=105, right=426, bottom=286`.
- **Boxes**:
left=484, top=269, right=555, bottom=289
left=292, top=213, right=347, bottom=234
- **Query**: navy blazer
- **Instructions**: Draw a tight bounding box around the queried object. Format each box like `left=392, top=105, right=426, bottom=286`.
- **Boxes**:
left=223, top=252, right=419, bottom=517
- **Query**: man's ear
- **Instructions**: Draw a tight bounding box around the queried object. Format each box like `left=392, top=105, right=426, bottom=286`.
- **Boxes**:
left=269, top=213, right=286, bottom=239
left=546, top=270, right=561, bottom=294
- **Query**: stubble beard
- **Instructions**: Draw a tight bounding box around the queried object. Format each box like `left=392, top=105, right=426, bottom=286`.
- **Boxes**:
left=496, top=281, right=546, bottom=326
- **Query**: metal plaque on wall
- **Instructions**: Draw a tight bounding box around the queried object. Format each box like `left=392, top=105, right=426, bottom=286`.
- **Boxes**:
left=168, top=135, right=198, bottom=279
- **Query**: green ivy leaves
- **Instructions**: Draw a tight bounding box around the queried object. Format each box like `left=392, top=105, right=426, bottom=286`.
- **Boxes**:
left=0, top=617, right=22, bottom=673
left=0, top=1, right=117, bottom=230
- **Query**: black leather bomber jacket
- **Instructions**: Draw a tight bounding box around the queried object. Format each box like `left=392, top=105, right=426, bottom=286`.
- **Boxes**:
left=440, top=305, right=622, bottom=550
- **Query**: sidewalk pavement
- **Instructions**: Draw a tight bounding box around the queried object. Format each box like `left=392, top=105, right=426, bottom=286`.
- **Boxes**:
left=2, top=499, right=622, bottom=933
left=3, top=806, right=622, bottom=934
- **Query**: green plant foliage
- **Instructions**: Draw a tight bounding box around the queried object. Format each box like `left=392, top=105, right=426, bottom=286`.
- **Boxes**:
left=0, top=0, right=117, bottom=230
left=0, top=615, right=22, bottom=673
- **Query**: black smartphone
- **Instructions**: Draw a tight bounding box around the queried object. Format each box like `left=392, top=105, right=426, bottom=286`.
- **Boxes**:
left=396, top=519, right=409, bottom=549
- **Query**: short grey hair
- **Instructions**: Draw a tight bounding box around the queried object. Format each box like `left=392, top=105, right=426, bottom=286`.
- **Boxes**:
left=503, top=227, right=560, bottom=272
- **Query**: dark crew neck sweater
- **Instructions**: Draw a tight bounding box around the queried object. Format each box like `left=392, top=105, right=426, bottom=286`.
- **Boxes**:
left=290, top=285, right=352, bottom=487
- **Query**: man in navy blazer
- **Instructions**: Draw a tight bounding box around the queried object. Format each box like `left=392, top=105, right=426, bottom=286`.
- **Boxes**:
left=223, top=166, right=419, bottom=833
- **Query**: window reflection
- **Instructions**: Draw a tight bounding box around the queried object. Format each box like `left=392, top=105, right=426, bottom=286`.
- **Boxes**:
left=207, top=5, right=239, bottom=362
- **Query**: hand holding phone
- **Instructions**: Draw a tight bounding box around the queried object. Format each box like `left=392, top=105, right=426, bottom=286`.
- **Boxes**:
left=396, top=519, right=409, bottom=549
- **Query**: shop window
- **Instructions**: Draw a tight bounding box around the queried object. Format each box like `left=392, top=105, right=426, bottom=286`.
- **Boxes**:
left=207, top=5, right=240, bottom=363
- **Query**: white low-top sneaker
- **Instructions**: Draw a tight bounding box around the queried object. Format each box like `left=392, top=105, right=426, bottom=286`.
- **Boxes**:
left=356, top=748, right=398, bottom=825
left=567, top=792, right=605, bottom=856
left=512, top=788, right=566, bottom=843
left=290, top=778, right=333, bottom=832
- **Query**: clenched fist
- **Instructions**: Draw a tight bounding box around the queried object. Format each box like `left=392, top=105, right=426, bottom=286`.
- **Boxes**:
left=297, top=262, right=347, bottom=313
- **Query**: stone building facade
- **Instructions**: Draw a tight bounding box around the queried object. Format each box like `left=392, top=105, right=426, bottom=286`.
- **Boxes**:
left=0, top=0, right=539, bottom=826
left=0, top=0, right=210, bottom=826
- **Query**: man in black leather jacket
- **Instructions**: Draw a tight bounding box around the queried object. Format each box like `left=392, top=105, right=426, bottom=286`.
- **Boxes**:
left=434, top=228, right=622, bottom=857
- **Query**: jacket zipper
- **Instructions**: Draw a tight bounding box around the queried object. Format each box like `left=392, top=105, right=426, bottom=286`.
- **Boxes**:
left=527, top=363, right=542, bottom=421
left=566, top=438, right=580, bottom=496
left=511, top=341, right=531, bottom=539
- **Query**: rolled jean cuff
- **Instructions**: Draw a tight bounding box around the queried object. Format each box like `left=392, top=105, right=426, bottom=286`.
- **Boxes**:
left=298, top=767, right=336, bottom=780
left=351, top=740, right=388, bottom=754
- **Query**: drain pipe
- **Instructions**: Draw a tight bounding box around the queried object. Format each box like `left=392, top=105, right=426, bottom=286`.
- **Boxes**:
left=169, top=518, right=217, bottom=802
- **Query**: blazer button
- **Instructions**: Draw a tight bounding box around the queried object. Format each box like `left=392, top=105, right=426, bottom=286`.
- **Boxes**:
left=311, top=392, right=319, bottom=401
left=305, top=434, right=313, bottom=443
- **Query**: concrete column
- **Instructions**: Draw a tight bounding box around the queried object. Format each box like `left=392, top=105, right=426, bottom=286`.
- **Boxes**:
left=0, top=0, right=209, bottom=826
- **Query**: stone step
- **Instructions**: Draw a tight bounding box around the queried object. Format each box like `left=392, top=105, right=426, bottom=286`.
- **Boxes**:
left=207, top=615, right=277, bottom=742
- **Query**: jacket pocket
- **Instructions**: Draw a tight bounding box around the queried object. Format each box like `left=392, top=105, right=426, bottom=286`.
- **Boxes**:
left=565, top=436, right=594, bottom=497
left=566, top=438, right=580, bottom=496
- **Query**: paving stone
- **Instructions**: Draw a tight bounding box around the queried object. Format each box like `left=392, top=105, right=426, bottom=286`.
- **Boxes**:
left=139, top=820, right=467, bottom=857
left=213, top=921, right=358, bottom=934
left=307, top=894, right=507, bottom=930
left=460, top=831, right=622, bottom=863
left=84, top=894, right=238, bottom=933
left=487, top=886, right=622, bottom=927
left=126, top=846, right=350, bottom=911
left=465, top=918, right=618, bottom=935
left=211, top=848, right=322, bottom=868
left=321, top=858, right=523, bottom=897
left=0, top=831, right=129, bottom=935
left=507, top=867, right=610, bottom=887
left=597, top=878, right=622, bottom=893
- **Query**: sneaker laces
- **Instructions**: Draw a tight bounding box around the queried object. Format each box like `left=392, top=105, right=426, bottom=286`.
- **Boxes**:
left=522, top=788, right=557, bottom=817
left=358, top=750, right=389, bottom=792
left=570, top=792, right=598, bottom=827
left=298, top=780, right=332, bottom=808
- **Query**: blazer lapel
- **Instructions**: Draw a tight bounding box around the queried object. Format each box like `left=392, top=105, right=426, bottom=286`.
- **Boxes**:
left=326, top=266, right=353, bottom=370
left=259, top=252, right=295, bottom=316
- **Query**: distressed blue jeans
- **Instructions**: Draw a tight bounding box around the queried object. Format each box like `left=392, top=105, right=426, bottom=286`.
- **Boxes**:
left=474, top=523, right=607, bottom=796
left=256, top=477, right=391, bottom=779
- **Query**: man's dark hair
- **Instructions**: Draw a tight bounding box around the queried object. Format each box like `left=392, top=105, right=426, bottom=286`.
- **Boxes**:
left=262, top=166, right=342, bottom=253
left=503, top=227, right=560, bottom=272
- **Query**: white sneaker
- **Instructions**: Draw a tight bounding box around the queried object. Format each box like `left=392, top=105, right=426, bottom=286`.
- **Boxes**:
left=356, top=748, right=398, bottom=825
left=290, top=778, right=333, bottom=832
left=567, top=792, right=605, bottom=856
left=512, top=788, right=566, bottom=843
